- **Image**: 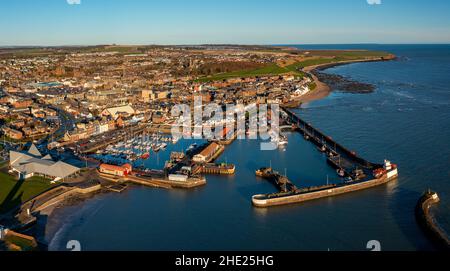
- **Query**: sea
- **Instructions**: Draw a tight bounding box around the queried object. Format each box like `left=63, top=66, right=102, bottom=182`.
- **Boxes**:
left=46, top=45, right=450, bottom=251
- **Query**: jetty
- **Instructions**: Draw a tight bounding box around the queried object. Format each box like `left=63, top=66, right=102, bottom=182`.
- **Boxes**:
left=202, top=163, right=236, bottom=175
left=251, top=108, right=399, bottom=207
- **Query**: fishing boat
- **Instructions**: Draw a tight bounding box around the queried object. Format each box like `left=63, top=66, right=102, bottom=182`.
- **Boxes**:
left=153, top=144, right=161, bottom=152
left=318, top=145, right=327, bottom=152
left=141, top=152, right=150, bottom=159
left=278, top=135, right=288, bottom=146
left=172, top=136, right=180, bottom=144
left=186, top=143, right=198, bottom=152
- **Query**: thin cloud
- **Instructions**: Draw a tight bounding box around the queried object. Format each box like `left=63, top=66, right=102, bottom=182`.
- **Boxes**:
left=367, top=0, right=382, bottom=5
left=67, top=0, right=81, bottom=5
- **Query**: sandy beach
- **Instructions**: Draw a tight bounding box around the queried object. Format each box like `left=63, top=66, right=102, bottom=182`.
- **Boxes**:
left=295, top=55, right=396, bottom=104
left=295, top=72, right=331, bottom=104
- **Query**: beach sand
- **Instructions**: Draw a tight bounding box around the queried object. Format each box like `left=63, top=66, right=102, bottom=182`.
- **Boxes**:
left=294, top=56, right=395, bottom=104
left=295, top=72, right=332, bottom=104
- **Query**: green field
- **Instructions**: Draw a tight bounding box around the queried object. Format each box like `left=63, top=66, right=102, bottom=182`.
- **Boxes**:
left=196, top=50, right=391, bottom=82
left=286, top=58, right=340, bottom=70
left=287, top=50, right=392, bottom=70
left=196, top=63, right=306, bottom=82
left=0, top=163, right=55, bottom=213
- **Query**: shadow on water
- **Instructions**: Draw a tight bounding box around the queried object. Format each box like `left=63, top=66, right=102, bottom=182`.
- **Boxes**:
left=387, top=184, right=435, bottom=251
left=23, top=212, right=49, bottom=251
left=0, top=210, right=52, bottom=251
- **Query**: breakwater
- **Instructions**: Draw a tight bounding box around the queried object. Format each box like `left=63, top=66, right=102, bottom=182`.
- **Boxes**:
left=252, top=173, right=395, bottom=207
left=283, top=107, right=382, bottom=170
left=251, top=108, right=398, bottom=207
left=415, top=190, right=450, bottom=250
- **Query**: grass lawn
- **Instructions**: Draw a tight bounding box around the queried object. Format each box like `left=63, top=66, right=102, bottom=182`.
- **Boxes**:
left=0, top=162, right=56, bottom=213
left=286, top=58, right=340, bottom=70
left=286, top=51, right=392, bottom=71
left=196, top=63, right=304, bottom=82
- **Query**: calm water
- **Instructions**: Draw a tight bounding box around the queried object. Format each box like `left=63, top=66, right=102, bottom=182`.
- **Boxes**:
left=47, top=45, right=450, bottom=251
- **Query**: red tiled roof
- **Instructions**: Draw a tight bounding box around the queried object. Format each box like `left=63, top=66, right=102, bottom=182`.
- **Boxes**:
left=100, top=164, right=129, bottom=172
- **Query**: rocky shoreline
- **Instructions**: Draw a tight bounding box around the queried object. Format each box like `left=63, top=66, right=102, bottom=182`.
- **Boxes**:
left=298, top=55, right=397, bottom=103
left=312, top=70, right=375, bottom=94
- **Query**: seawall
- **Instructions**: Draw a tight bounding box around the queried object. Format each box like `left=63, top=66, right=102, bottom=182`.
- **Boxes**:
left=252, top=174, right=396, bottom=207
left=415, top=190, right=450, bottom=250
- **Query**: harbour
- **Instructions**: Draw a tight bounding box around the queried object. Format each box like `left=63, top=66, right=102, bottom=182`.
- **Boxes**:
left=40, top=45, right=450, bottom=251
left=75, top=128, right=235, bottom=190
left=1, top=0, right=450, bottom=256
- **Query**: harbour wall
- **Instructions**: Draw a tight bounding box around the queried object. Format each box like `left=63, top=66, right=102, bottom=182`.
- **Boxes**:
left=99, top=172, right=206, bottom=189
left=415, top=191, right=450, bottom=250
left=252, top=174, right=396, bottom=207
left=30, top=184, right=102, bottom=213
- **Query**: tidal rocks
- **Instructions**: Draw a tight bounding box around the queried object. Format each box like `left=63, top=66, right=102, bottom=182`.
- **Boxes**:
left=312, top=70, right=375, bottom=94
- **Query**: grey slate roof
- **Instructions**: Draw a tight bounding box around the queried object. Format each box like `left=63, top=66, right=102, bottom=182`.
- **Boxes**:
left=9, top=145, right=80, bottom=180
left=27, top=143, right=42, bottom=157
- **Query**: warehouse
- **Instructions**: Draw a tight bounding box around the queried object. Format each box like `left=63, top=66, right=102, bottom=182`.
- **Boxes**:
left=193, top=142, right=221, bottom=163
left=99, top=163, right=132, bottom=177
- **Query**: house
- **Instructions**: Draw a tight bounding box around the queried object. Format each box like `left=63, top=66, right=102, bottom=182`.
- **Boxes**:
left=63, top=129, right=88, bottom=142
left=9, top=144, right=80, bottom=181
left=10, top=120, right=25, bottom=129
left=156, top=90, right=168, bottom=100
left=2, top=127, right=23, bottom=140
left=141, top=89, right=154, bottom=102
left=11, top=99, right=33, bottom=109
left=99, top=163, right=132, bottom=177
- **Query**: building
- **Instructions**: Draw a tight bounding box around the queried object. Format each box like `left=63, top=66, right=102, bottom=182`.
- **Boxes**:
left=0, top=225, right=6, bottom=240
left=193, top=142, right=221, bottom=163
left=11, top=99, right=33, bottom=109
left=9, top=144, right=80, bottom=181
left=99, top=163, right=132, bottom=177
left=156, top=91, right=168, bottom=100
left=141, top=89, right=154, bottom=103
left=2, top=127, right=23, bottom=140
left=101, top=105, right=135, bottom=120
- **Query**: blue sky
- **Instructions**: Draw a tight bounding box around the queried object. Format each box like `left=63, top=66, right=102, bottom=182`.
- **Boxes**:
left=1, top=0, right=450, bottom=45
